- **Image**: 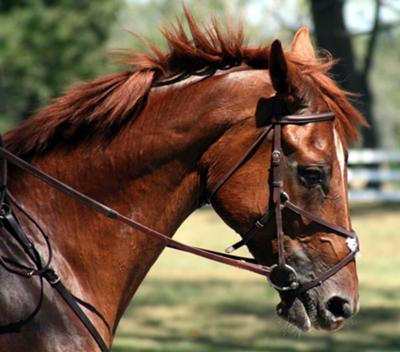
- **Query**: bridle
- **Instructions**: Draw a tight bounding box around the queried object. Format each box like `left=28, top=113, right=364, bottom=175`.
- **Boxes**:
left=0, top=95, right=359, bottom=351
left=208, top=96, right=359, bottom=294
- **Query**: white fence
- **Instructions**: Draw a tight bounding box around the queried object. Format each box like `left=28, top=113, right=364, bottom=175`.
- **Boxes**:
left=348, top=149, right=400, bottom=202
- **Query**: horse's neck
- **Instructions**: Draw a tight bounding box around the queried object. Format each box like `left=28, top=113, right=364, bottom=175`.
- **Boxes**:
left=7, top=69, right=269, bottom=338
left=8, top=128, right=204, bottom=332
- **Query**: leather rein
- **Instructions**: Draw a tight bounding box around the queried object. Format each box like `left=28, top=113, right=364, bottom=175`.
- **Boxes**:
left=0, top=96, right=359, bottom=351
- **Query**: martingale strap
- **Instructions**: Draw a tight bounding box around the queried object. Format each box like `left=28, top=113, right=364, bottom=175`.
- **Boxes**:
left=0, top=195, right=110, bottom=352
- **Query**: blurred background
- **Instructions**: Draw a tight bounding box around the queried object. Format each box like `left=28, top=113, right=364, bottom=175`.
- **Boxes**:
left=0, top=1, right=399, bottom=351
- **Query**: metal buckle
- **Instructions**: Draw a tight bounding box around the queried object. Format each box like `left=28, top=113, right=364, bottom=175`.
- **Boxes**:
left=271, top=150, right=281, bottom=165
left=255, top=220, right=264, bottom=229
left=25, top=270, right=35, bottom=278
left=45, top=269, right=61, bottom=285
left=268, top=264, right=299, bottom=291
left=0, top=203, right=11, bottom=219
left=49, top=276, right=61, bottom=285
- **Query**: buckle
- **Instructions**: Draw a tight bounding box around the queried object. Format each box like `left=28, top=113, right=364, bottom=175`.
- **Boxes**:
left=255, top=220, right=264, bottom=229
left=272, top=150, right=281, bottom=165
left=49, top=276, right=61, bottom=285
left=45, top=269, right=61, bottom=285
left=0, top=203, right=11, bottom=219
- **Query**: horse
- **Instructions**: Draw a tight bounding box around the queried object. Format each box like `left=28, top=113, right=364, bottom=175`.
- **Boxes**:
left=0, top=12, right=365, bottom=352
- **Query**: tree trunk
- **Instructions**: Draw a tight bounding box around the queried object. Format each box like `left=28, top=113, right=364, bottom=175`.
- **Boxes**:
left=310, top=0, right=379, bottom=148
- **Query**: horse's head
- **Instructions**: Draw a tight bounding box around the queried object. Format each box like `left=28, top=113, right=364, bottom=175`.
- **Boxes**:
left=205, top=28, right=361, bottom=331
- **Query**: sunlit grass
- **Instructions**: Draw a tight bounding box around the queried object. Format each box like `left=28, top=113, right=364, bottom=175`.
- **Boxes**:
left=112, top=204, right=400, bottom=352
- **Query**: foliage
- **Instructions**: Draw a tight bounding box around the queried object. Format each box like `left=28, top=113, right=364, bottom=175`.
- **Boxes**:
left=113, top=0, right=237, bottom=51
left=113, top=0, right=303, bottom=51
left=0, top=0, right=122, bottom=127
left=0, top=0, right=399, bottom=147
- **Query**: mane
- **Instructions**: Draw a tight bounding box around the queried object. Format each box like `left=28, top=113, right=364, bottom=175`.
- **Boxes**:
left=5, top=10, right=365, bottom=157
left=289, top=54, right=366, bottom=147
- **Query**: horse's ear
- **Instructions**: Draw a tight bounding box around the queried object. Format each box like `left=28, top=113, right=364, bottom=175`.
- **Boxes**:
left=291, top=26, right=316, bottom=60
left=269, top=39, right=291, bottom=94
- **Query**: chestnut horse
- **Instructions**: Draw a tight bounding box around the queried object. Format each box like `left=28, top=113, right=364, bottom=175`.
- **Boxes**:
left=1, top=14, right=364, bottom=352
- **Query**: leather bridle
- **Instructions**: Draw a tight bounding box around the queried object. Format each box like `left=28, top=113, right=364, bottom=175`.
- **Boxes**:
left=208, top=97, right=359, bottom=294
left=0, top=95, right=359, bottom=351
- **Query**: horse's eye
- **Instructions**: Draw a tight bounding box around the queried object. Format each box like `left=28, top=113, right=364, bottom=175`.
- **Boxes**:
left=297, top=165, right=325, bottom=187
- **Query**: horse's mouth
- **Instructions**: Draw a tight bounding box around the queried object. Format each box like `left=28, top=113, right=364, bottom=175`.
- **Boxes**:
left=276, top=292, right=346, bottom=332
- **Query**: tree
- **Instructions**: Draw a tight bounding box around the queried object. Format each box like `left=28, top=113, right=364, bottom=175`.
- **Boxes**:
left=310, top=0, right=381, bottom=148
left=0, top=0, right=122, bottom=128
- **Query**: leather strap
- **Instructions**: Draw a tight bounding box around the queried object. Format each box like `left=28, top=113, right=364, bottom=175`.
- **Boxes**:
left=284, top=201, right=356, bottom=238
left=225, top=209, right=274, bottom=254
left=47, top=273, right=109, bottom=352
left=272, top=124, right=286, bottom=267
left=208, top=126, right=273, bottom=200
left=0, top=147, right=273, bottom=278
left=271, top=112, right=335, bottom=124
left=296, top=248, right=358, bottom=294
left=0, top=226, right=45, bottom=333
left=0, top=208, right=110, bottom=352
left=117, top=212, right=273, bottom=276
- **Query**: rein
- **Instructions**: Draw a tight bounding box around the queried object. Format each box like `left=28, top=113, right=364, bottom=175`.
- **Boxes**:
left=0, top=96, right=359, bottom=351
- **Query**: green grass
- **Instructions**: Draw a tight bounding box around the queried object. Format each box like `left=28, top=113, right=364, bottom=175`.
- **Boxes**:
left=112, top=204, right=400, bottom=352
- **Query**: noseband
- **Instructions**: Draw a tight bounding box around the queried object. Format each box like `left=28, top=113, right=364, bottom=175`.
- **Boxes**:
left=208, top=97, right=359, bottom=294
left=0, top=96, right=359, bottom=351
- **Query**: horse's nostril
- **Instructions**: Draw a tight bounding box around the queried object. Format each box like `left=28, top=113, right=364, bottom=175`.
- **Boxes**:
left=326, top=296, right=353, bottom=319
